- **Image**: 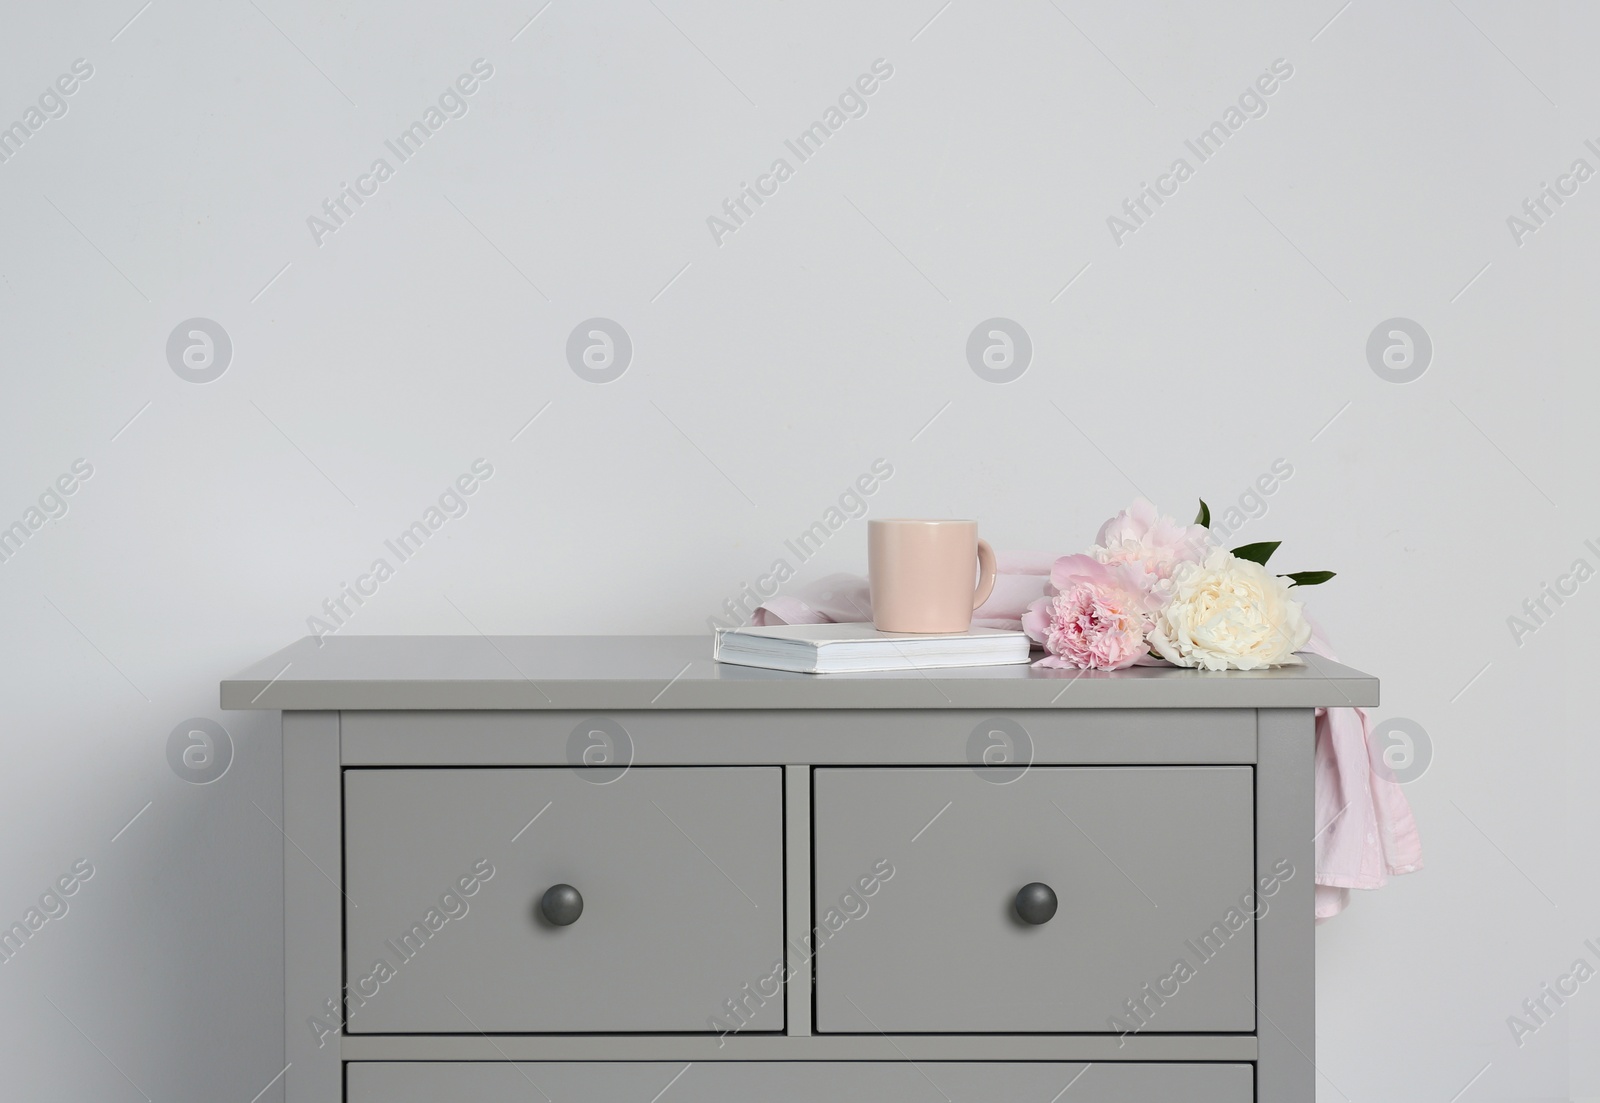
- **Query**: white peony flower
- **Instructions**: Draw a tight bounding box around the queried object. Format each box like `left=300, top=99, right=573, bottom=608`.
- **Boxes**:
left=1148, top=549, right=1310, bottom=671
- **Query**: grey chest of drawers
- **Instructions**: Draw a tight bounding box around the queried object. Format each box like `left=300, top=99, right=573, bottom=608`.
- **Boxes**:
left=222, top=635, right=1378, bottom=1103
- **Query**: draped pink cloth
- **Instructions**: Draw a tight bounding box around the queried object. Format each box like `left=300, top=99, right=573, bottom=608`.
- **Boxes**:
left=1301, top=623, right=1424, bottom=920
left=752, top=554, right=1422, bottom=921
left=749, top=553, right=1055, bottom=633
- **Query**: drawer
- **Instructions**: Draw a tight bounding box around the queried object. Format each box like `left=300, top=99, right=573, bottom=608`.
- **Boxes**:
left=347, top=1061, right=1253, bottom=1101
left=813, top=766, right=1257, bottom=1033
left=343, top=767, right=783, bottom=1032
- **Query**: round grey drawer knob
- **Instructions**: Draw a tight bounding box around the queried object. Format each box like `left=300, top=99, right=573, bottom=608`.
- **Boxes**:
left=1014, top=882, right=1057, bottom=925
left=540, top=884, right=583, bottom=926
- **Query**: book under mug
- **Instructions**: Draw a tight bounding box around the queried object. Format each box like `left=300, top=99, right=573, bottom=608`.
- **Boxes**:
left=712, top=622, right=1031, bottom=674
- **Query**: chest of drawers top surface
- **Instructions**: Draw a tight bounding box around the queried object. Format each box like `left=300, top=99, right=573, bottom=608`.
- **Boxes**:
left=221, top=634, right=1376, bottom=711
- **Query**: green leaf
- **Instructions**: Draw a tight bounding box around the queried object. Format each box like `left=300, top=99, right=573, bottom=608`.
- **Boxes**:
left=1194, top=499, right=1210, bottom=527
left=1280, top=570, right=1336, bottom=587
left=1230, top=540, right=1280, bottom=565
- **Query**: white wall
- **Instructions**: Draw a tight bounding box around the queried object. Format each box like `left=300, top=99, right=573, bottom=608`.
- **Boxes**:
left=0, top=1, right=1593, bottom=1098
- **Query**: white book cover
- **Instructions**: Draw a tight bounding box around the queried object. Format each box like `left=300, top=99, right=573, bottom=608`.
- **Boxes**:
left=713, top=622, right=1033, bottom=674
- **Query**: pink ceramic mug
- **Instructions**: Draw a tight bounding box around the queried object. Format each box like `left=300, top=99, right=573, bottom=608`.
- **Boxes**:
left=868, top=519, right=998, bottom=633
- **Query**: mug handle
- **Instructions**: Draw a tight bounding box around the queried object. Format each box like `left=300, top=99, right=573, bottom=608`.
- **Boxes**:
left=972, top=539, right=998, bottom=611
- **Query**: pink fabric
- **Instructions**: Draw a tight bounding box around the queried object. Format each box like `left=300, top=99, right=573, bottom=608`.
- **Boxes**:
left=751, top=552, right=1054, bottom=632
left=751, top=560, right=1421, bottom=921
left=1303, top=620, right=1424, bottom=921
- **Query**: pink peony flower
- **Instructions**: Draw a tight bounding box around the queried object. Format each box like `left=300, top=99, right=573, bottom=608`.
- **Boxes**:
left=1021, top=554, right=1162, bottom=671
left=1089, top=499, right=1212, bottom=598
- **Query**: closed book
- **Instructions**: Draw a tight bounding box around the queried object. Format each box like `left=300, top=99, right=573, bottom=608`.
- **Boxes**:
left=713, top=622, right=1032, bottom=674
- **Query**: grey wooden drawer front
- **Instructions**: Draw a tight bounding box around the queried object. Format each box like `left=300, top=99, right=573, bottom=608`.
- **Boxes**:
left=813, top=766, right=1257, bottom=1033
left=347, top=1060, right=1253, bottom=1101
left=343, top=767, right=784, bottom=1033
